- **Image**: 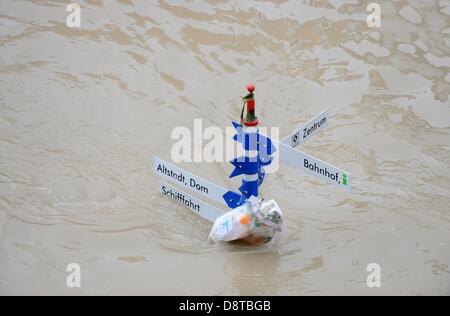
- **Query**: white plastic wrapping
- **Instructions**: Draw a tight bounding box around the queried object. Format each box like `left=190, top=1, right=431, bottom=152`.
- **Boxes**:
left=209, top=197, right=283, bottom=245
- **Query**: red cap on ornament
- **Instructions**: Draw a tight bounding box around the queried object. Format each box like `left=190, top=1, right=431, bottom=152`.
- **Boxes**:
left=243, top=84, right=258, bottom=127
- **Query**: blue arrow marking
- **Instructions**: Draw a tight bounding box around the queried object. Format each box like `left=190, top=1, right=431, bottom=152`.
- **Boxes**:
left=223, top=190, right=245, bottom=209
left=229, top=156, right=259, bottom=178
left=239, top=180, right=259, bottom=198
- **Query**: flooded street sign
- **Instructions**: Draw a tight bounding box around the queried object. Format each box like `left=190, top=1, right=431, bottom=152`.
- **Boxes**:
left=153, top=156, right=229, bottom=207
left=278, top=141, right=351, bottom=189
left=158, top=182, right=223, bottom=222
left=282, top=109, right=330, bottom=148
left=2, top=0, right=448, bottom=296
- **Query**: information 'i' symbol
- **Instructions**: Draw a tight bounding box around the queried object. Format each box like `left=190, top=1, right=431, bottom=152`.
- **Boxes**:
left=342, top=174, right=348, bottom=186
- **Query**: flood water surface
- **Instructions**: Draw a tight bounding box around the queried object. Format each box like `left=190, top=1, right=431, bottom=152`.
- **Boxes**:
left=0, top=0, right=449, bottom=295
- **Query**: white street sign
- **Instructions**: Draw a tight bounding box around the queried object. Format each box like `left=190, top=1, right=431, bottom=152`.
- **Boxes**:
left=153, top=157, right=229, bottom=206
left=158, top=182, right=224, bottom=222
left=283, top=109, right=330, bottom=147
left=278, top=141, right=351, bottom=189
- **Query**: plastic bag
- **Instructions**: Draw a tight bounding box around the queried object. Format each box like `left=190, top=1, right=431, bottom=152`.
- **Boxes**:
left=209, top=197, right=283, bottom=245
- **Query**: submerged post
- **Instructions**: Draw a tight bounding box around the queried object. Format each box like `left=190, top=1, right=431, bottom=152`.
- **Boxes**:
left=240, top=84, right=260, bottom=202
left=211, top=85, right=283, bottom=245
left=223, top=85, right=275, bottom=208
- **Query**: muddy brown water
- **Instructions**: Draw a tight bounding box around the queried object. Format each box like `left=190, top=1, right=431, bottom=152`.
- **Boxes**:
left=0, top=0, right=449, bottom=295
